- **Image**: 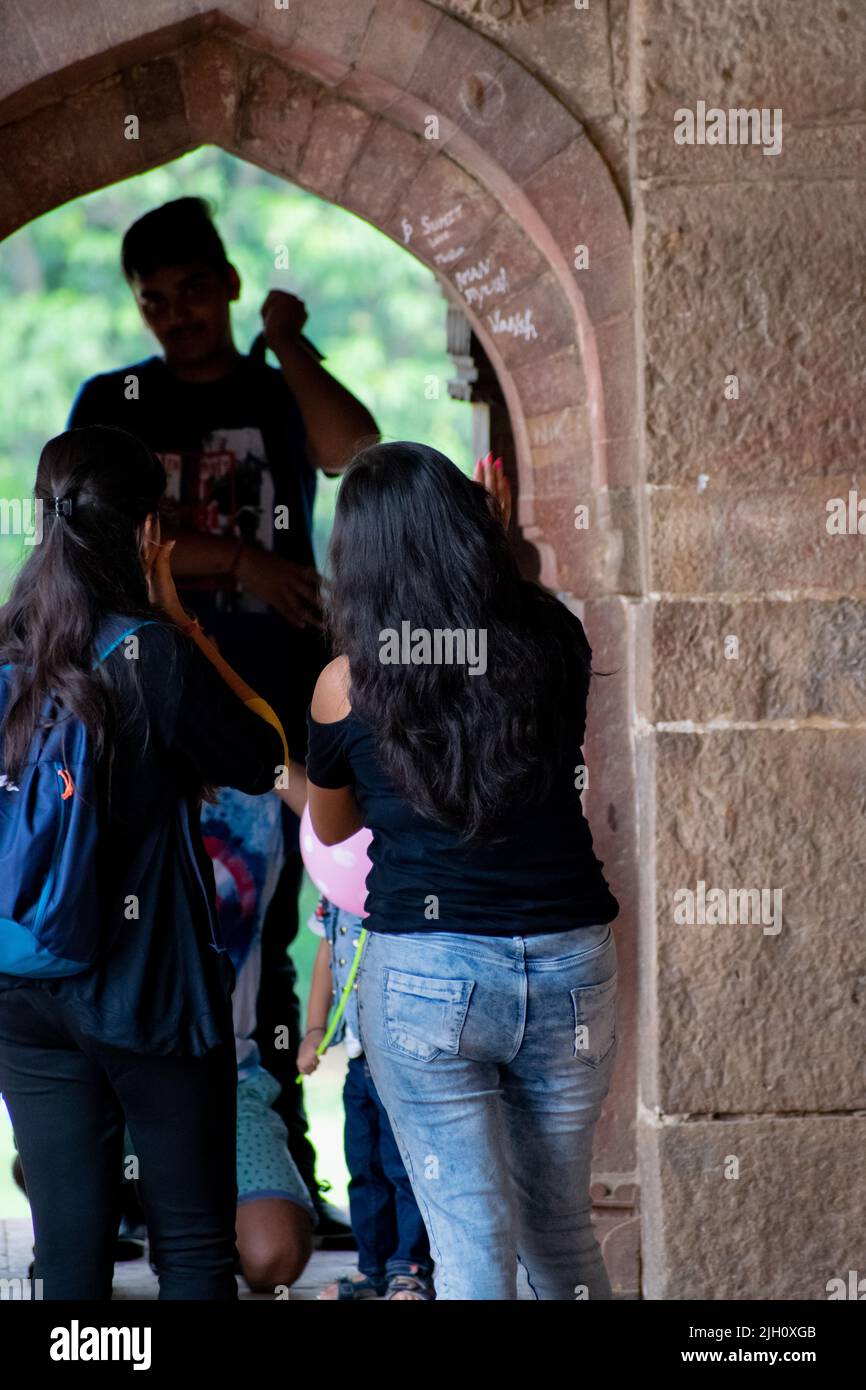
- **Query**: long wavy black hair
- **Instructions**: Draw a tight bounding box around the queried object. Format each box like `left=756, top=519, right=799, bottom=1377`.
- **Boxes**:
left=325, top=441, right=592, bottom=841
left=0, top=426, right=170, bottom=787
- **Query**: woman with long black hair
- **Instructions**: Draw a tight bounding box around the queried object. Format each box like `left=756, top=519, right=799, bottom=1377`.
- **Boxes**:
left=0, top=425, right=288, bottom=1300
left=305, top=441, right=621, bottom=1301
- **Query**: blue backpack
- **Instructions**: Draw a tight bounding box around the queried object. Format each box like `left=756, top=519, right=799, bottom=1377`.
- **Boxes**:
left=0, top=617, right=154, bottom=977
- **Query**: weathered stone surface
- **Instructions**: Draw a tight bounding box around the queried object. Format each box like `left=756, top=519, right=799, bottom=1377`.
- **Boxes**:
left=603, top=434, right=639, bottom=496
left=475, top=271, right=575, bottom=368
left=236, top=58, right=317, bottom=175
left=651, top=483, right=866, bottom=596
left=635, top=0, right=866, bottom=123
left=640, top=1114, right=866, bottom=1299
left=510, top=345, right=587, bottom=418
left=653, top=729, right=866, bottom=1113
left=0, top=105, right=79, bottom=218
left=181, top=35, right=246, bottom=146
left=100, top=0, right=211, bottom=50
left=643, top=183, right=866, bottom=487
left=408, top=16, right=575, bottom=186
left=431, top=0, right=620, bottom=122
left=294, top=0, right=379, bottom=64
left=358, top=0, right=442, bottom=88
left=0, top=2, right=47, bottom=107
left=0, top=163, right=34, bottom=244
left=524, top=136, right=631, bottom=265
left=524, top=405, right=592, bottom=498
left=340, top=119, right=428, bottom=225
left=602, top=486, right=644, bottom=596
left=441, top=211, right=547, bottom=319
left=652, top=599, right=866, bottom=723
left=5, top=0, right=111, bottom=95
left=637, top=120, right=866, bottom=186
left=383, top=153, right=500, bottom=272
left=593, top=313, right=638, bottom=457
left=297, top=94, right=373, bottom=201
left=122, top=56, right=191, bottom=164
left=66, top=77, right=146, bottom=192
left=583, top=594, right=645, bottom=1177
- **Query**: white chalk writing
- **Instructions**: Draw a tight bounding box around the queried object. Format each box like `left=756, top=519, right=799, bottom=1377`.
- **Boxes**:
left=487, top=306, right=538, bottom=342
left=420, top=204, right=464, bottom=237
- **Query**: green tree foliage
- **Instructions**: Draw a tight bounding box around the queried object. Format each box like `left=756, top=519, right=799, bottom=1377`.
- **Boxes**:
left=0, top=145, right=473, bottom=575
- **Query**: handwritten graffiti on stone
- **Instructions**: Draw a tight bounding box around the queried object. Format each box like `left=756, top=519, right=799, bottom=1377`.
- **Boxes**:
left=454, top=257, right=510, bottom=308
left=487, top=305, right=538, bottom=342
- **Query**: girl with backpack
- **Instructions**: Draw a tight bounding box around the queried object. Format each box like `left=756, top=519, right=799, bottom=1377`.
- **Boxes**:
left=305, top=443, right=621, bottom=1301
left=0, top=425, right=289, bottom=1300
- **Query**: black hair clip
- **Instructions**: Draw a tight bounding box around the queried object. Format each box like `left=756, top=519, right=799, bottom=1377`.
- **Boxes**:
left=50, top=496, right=73, bottom=517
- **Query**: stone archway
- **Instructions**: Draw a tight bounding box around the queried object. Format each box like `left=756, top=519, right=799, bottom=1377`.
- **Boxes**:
left=0, top=0, right=643, bottom=1293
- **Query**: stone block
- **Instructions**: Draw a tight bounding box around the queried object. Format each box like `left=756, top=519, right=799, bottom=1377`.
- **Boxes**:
left=476, top=271, right=575, bottom=368
left=180, top=35, right=246, bottom=145
left=524, top=136, right=631, bottom=267
left=652, top=599, right=866, bottom=723
left=441, top=211, right=547, bottom=321
left=290, top=0, right=379, bottom=83
left=358, top=0, right=442, bottom=88
left=634, top=0, right=866, bottom=124
left=237, top=57, right=317, bottom=176
left=0, top=105, right=79, bottom=218
left=640, top=1113, right=866, bottom=1299
left=122, top=56, right=191, bottom=165
left=408, top=16, right=575, bottom=186
left=341, top=119, right=428, bottom=225
left=650, top=483, right=866, bottom=595
left=510, top=345, right=586, bottom=418
left=653, top=729, right=866, bottom=1113
left=298, top=94, right=373, bottom=200
left=384, top=152, right=500, bottom=272
left=642, top=183, right=866, bottom=485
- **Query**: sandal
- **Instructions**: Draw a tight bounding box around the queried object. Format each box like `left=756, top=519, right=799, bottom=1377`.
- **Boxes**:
left=318, top=1272, right=388, bottom=1301
left=385, top=1271, right=436, bottom=1301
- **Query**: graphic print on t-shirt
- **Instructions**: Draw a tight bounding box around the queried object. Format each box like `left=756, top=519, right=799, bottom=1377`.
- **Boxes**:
left=158, top=427, right=275, bottom=612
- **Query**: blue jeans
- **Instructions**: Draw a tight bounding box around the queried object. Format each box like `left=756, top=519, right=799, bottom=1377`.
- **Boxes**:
left=343, top=1054, right=432, bottom=1279
left=357, top=921, right=618, bottom=1301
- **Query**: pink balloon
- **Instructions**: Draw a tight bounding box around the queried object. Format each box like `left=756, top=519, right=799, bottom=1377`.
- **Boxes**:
left=300, top=804, right=372, bottom=918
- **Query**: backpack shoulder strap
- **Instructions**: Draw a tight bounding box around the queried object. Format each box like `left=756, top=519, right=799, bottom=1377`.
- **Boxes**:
left=94, top=619, right=156, bottom=667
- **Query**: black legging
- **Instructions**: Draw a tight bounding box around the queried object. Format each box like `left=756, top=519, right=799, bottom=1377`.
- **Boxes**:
left=0, top=987, right=238, bottom=1300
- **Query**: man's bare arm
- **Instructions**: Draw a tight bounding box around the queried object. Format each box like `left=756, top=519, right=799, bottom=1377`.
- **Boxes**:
left=261, top=291, right=379, bottom=475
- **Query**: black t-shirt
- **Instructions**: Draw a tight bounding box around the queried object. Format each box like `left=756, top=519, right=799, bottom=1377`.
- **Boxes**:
left=0, top=621, right=286, bottom=1056
left=306, top=608, right=620, bottom=937
left=68, top=354, right=328, bottom=761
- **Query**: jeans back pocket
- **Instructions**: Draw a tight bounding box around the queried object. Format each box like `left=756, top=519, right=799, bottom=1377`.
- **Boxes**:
left=383, top=969, right=474, bottom=1062
left=570, top=973, right=617, bottom=1068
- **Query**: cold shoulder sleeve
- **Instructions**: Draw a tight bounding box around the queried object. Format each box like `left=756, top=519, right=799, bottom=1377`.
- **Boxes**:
left=306, top=707, right=353, bottom=788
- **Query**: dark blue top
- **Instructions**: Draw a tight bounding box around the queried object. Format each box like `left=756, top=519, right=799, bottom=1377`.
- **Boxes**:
left=306, top=606, right=620, bottom=936
left=0, top=622, right=285, bottom=1056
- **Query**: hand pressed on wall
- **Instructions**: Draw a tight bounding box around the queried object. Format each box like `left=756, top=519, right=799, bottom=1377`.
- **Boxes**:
left=474, top=452, right=512, bottom=531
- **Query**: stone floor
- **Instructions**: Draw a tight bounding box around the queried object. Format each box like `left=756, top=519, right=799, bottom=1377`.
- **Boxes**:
left=0, top=1217, right=539, bottom=1300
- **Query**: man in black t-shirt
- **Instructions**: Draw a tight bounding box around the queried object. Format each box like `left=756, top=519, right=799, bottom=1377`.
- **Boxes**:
left=68, top=197, right=377, bottom=1239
